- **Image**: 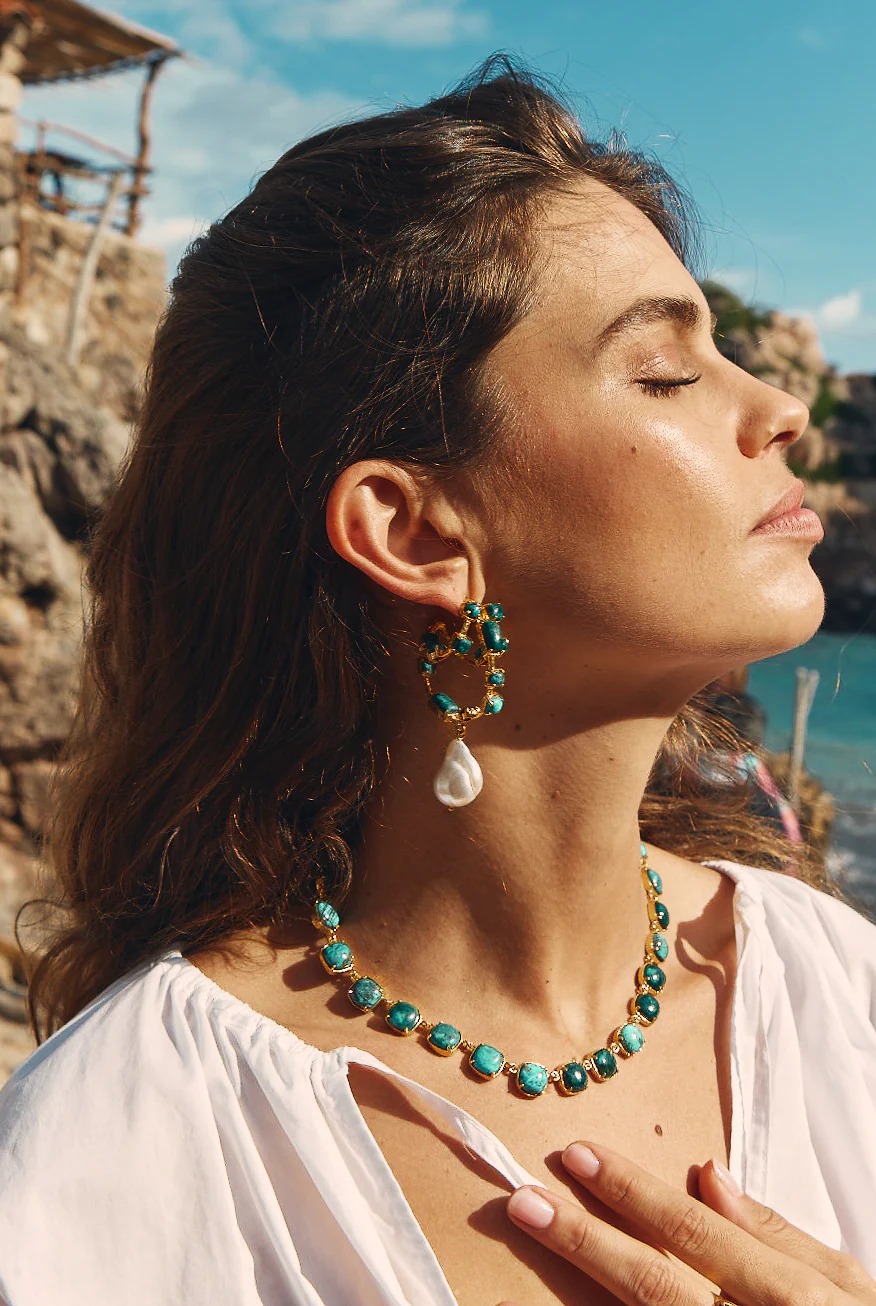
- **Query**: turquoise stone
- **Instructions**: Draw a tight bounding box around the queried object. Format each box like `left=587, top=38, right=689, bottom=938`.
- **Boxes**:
left=483, top=694, right=503, bottom=714
left=421, top=632, right=441, bottom=652
left=320, top=940, right=352, bottom=972
left=646, top=867, right=663, bottom=894
left=559, top=1062, right=588, bottom=1094
left=618, top=1023, right=645, bottom=1055
left=427, top=1022, right=462, bottom=1055
left=469, top=1043, right=505, bottom=1079
left=385, top=1001, right=420, bottom=1034
left=452, top=637, right=473, bottom=655
left=485, top=603, right=505, bottom=619
left=482, top=621, right=506, bottom=652
left=516, top=1062, right=549, bottom=1097
left=642, top=963, right=666, bottom=992
left=348, top=977, right=382, bottom=1010
left=590, top=1048, right=618, bottom=1080
left=430, top=692, right=459, bottom=716
left=419, top=659, right=434, bottom=675
left=635, top=992, right=660, bottom=1023
left=463, top=602, right=482, bottom=618
left=650, top=931, right=669, bottom=961
left=655, top=900, right=670, bottom=929
left=313, top=900, right=339, bottom=930
left=487, top=670, right=505, bottom=686
left=640, top=840, right=647, bottom=857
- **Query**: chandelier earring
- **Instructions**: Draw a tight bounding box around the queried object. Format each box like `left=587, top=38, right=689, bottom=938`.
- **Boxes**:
left=416, top=598, right=508, bottom=808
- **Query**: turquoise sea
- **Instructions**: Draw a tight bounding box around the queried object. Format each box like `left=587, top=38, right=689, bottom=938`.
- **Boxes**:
left=746, top=631, right=876, bottom=915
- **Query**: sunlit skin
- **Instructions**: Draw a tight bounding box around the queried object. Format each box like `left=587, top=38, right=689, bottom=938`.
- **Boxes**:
left=189, top=179, right=828, bottom=1305
left=321, top=178, right=820, bottom=1052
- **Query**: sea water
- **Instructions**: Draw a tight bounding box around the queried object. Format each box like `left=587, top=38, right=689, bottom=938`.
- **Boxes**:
left=747, top=631, right=876, bottom=916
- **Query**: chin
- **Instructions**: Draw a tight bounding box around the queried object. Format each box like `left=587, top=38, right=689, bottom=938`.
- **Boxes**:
left=746, top=581, right=826, bottom=662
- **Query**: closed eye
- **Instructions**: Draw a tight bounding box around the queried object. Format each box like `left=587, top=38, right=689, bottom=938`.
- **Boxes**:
left=637, top=374, right=702, bottom=398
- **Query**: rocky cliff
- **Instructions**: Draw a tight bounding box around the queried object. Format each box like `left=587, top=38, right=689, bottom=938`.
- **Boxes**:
left=703, top=281, right=875, bottom=631
left=0, top=203, right=166, bottom=1074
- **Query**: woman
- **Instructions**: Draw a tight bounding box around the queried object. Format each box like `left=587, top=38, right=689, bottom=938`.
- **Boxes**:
left=1, top=59, right=874, bottom=1306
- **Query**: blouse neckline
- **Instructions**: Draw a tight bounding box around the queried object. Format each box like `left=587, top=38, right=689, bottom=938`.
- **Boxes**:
left=166, top=856, right=760, bottom=1062
left=158, top=857, right=763, bottom=1303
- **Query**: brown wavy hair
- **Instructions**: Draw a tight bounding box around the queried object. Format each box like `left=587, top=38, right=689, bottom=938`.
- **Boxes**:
left=20, top=56, right=831, bottom=1042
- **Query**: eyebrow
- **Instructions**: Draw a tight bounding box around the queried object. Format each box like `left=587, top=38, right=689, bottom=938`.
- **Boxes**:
left=594, top=295, right=719, bottom=352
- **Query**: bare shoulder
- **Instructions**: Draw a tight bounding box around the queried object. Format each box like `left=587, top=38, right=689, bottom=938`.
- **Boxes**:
left=185, top=921, right=331, bottom=1037
left=643, top=842, right=737, bottom=966
left=644, top=841, right=732, bottom=902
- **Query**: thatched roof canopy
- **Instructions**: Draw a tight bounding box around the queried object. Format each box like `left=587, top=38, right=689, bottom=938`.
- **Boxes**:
left=19, top=0, right=179, bottom=84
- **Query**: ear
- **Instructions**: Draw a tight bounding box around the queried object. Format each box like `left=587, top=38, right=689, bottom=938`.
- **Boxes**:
left=324, top=460, right=484, bottom=616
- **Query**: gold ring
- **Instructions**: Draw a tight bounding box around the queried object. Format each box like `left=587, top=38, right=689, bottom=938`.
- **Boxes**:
left=713, top=1296, right=740, bottom=1306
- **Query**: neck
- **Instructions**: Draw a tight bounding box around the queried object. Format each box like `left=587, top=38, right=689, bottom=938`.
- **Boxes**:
left=342, top=701, right=680, bottom=1062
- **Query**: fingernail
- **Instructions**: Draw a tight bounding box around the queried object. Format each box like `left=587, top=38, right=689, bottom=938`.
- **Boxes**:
left=507, top=1187, right=556, bottom=1229
left=562, top=1142, right=600, bottom=1179
left=711, top=1159, right=742, bottom=1196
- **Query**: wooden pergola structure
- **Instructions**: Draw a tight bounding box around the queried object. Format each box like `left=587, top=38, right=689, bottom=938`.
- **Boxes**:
left=12, top=0, right=181, bottom=235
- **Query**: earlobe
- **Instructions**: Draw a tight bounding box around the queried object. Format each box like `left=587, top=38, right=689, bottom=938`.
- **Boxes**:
left=323, top=460, right=479, bottom=613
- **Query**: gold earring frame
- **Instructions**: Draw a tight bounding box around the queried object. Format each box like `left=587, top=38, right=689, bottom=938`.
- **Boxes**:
left=417, top=598, right=508, bottom=737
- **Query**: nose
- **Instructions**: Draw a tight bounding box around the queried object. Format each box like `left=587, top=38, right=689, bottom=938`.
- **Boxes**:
left=737, top=377, right=810, bottom=459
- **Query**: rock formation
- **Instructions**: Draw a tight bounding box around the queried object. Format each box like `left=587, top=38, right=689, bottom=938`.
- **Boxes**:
left=703, top=281, right=875, bottom=631
left=0, top=0, right=176, bottom=1078
left=0, top=224, right=165, bottom=1079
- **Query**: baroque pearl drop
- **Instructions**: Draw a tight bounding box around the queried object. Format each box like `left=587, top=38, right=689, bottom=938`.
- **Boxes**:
left=434, top=737, right=483, bottom=807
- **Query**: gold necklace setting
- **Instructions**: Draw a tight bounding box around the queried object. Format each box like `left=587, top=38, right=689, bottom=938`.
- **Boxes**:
left=310, top=841, right=669, bottom=1098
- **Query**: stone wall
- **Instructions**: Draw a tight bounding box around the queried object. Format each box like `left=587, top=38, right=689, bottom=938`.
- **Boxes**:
left=16, top=204, right=166, bottom=419
left=0, top=314, right=143, bottom=1077
left=0, top=52, right=167, bottom=1071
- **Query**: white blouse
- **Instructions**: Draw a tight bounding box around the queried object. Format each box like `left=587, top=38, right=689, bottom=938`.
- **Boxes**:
left=1, top=857, right=875, bottom=1305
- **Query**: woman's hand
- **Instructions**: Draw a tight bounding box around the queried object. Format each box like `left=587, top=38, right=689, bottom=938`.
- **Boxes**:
left=497, top=1140, right=876, bottom=1305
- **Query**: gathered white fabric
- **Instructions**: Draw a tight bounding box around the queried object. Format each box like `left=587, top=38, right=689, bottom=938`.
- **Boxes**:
left=1, top=857, right=875, bottom=1304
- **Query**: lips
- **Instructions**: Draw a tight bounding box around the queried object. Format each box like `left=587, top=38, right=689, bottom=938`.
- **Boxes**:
left=753, top=479, right=806, bottom=530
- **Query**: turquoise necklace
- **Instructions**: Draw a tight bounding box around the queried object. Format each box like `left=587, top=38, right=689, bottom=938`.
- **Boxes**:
left=311, top=840, right=669, bottom=1098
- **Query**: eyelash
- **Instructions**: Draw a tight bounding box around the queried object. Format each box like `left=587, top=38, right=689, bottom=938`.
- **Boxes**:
left=637, top=373, right=702, bottom=398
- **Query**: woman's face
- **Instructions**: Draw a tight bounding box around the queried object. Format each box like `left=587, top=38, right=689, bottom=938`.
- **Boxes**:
left=478, top=179, right=824, bottom=703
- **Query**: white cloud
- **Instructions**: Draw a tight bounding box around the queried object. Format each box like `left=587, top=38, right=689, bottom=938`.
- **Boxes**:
left=270, top=0, right=489, bottom=47
left=789, top=289, right=867, bottom=337
left=786, top=291, right=876, bottom=371
left=139, top=214, right=207, bottom=247
left=708, top=267, right=757, bottom=296
left=815, top=289, right=863, bottom=330
left=111, top=0, right=489, bottom=51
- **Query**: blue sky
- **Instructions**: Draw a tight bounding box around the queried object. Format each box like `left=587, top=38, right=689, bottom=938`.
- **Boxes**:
left=21, top=0, right=876, bottom=373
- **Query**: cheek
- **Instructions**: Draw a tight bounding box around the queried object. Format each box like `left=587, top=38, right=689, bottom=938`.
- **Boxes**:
left=499, top=413, right=737, bottom=648
left=524, top=407, right=722, bottom=559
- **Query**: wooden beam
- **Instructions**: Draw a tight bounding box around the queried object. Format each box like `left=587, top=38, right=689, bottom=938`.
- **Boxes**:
left=126, top=55, right=163, bottom=237
left=18, top=113, right=140, bottom=166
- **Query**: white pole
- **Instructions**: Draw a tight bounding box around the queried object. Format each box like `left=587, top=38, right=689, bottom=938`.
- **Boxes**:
left=788, top=667, right=819, bottom=810
left=65, top=169, right=125, bottom=368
